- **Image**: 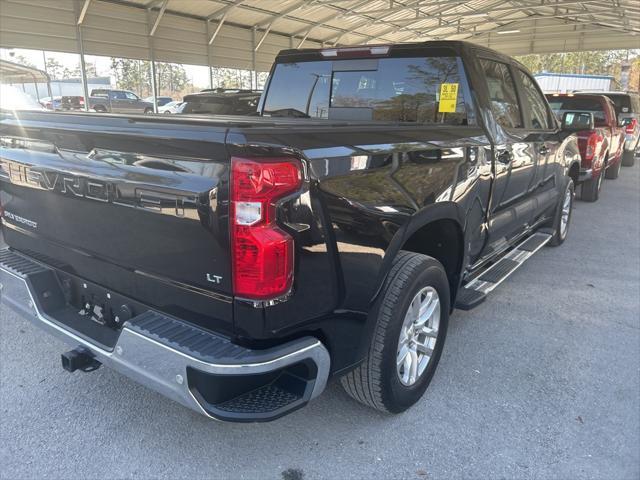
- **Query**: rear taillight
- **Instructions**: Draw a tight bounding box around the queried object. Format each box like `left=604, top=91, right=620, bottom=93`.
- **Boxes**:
left=230, top=157, right=302, bottom=300
left=625, top=118, right=637, bottom=134
left=585, top=132, right=598, bottom=161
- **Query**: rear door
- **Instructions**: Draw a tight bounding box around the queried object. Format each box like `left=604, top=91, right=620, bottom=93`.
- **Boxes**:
left=512, top=68, right=559, bottom=221
left=124, top=91, right=144, bottom=113
left=108, top=91, right=129, bottom=113
left=476, top=57, right=537, bottom=249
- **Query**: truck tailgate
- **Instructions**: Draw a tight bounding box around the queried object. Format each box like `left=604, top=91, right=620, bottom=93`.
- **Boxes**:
left=0, top=111, right=233, bottom=333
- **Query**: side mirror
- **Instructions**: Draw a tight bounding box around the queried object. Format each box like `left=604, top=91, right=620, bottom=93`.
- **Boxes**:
left=561, top=111, right=594, bottom=131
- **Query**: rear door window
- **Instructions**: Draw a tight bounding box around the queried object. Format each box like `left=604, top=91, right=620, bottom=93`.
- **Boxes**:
left=478, top=59, right=522, bottom=129
left=233, top=96, right=260, bottom=115
left=111, top=91, right=127, bottom=100
left=605, top=94, right=632, bottom=115
left=516, top=70, right=552, bottom=129
left=263, top=55, right=469, bottom=124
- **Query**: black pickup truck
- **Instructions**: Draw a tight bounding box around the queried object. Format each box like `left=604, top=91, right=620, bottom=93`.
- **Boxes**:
left=0, top=41, right=584, bottom=422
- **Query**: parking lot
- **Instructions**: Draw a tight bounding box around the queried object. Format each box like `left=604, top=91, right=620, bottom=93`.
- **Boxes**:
left=0, top=161, right=637, bottom=480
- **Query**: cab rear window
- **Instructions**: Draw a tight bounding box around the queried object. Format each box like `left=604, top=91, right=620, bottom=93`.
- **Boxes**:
left=181, top=98, right=232, bottom=115
left=547, top=97, right=607, bottom=125
left=263, top=56, right=469, bottom=125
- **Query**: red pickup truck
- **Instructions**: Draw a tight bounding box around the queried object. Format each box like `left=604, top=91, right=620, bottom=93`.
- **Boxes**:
left=547, top=93, right=625, bottom=202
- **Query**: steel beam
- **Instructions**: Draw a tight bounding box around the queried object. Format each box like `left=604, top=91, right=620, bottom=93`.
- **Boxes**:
left=251, top=27, right=257, bottom=89
left=73, top=2, right=90, bottom=111
left=149, top=0, right=169, bottom=36
left=77, top=0, right=92, bottom=25
left=147, top=8, right=159, bottom=113
left=206, top=20, right=214, bottom=89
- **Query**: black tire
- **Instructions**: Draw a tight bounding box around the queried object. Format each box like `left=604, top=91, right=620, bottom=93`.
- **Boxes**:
left=549, top=177, right=574, bottom=247
left=622, top=149, right=636, bottom=167
left=340, top=251, right=450, bottom=413
left=605, top=158, right=620, bottom=179
left=580, top=167, right=603, bottom=202
left=94, top=105, right=106, bottom=113
left=144, top=108, right=153, bottom=114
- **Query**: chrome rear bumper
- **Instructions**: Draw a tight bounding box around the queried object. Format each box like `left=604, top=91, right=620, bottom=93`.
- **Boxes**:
left=0, top=248, right=330, bottom=422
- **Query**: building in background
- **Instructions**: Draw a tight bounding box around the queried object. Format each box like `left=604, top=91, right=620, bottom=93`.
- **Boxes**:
left=535, top=72, right=616, bottom=93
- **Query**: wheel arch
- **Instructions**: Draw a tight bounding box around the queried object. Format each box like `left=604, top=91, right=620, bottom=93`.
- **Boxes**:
left=373, top=203, right=467, bottom=310
left=567, top=159, right=580, bottom=186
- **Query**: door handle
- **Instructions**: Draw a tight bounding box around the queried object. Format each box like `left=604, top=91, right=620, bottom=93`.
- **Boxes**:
left=539, top=145, right=550, bottom=155
left=496, top=150, right=512, bottom=164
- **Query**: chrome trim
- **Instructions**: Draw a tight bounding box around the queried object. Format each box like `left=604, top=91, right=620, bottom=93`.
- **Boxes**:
left=235, top=289, right=293, bottom=308
left=464, top=232, right=553, bottom=296
left=0, top=265, right=330, bottom=420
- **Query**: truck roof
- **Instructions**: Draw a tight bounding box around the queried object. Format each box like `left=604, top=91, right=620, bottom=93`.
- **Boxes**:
left=274, top=40, right=521, bottom=68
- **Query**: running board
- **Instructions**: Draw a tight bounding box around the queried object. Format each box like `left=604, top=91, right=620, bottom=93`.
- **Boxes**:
left=455, top=231, right=553, bottom=310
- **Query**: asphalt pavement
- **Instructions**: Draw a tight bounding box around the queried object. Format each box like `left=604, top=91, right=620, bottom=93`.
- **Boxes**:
left=1, top=162, right=639, bottom=480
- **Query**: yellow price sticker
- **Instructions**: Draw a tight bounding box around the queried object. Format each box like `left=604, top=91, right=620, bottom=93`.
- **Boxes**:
left=439, top=83, right=459, bottom=113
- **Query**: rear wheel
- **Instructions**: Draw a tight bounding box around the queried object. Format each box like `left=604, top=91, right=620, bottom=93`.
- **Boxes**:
left=549, top=177, right=574, bottom=247
left=622, top=149, right=636, bottom=167
left=580, top=167, right=603, bottom=202
left=144, top=108, right=153, bottom=114
left=340, top=251, right=449, bottom=413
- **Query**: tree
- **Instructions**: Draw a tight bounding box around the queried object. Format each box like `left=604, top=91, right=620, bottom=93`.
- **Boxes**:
left=211, top=67, right=253, bottom=89
left=516, top=49, right=639, bottom=91
left=108, top=58, right=194, bottom=97
left=69, top=62, right=98, bottom=79
left=156, top=62, right=189, bottom=94
left=45, top=58, right=67, bottom=79
left=110, top=57, right=152, bottom=96
left=8, top=53, right=35, bottom=68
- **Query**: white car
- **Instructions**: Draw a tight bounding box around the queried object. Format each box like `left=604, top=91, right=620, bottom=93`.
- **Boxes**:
left=158, top=101, right=184, bottom=114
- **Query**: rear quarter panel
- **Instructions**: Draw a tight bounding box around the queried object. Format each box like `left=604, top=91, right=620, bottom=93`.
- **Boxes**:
left=228, top=122, right=492, bottom=371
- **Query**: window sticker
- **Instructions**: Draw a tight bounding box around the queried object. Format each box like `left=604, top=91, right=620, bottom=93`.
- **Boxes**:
left=439, top=83, right=459, bottom=113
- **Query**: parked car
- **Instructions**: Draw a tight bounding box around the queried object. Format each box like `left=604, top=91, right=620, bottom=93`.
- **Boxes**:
left=546, top=93, right=625, bottom=201
left=89, top=89, right=154, bottom=114
left=158, top=100, right=183, bottom=114
left=144, top=96, right=173, bottom=107
left=39, top=96, right=62, bottom=110
left=579, top=91, right=640, bottom=166
left=60, top=95, right=85, bottom=111
left=178, top=91, right=260, bottom=115
left=0, top=41, right=583, bottom=422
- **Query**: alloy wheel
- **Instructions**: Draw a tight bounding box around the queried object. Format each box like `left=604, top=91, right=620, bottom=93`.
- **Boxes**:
left=396, top=286, right=441, bottom=386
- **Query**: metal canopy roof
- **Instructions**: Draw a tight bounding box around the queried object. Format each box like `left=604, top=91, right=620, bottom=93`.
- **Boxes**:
left=119, top=0, right=640, bottom=54
left=1, top=0, right=639, bottom=74
left=0, top=58, right=50, bottom=84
